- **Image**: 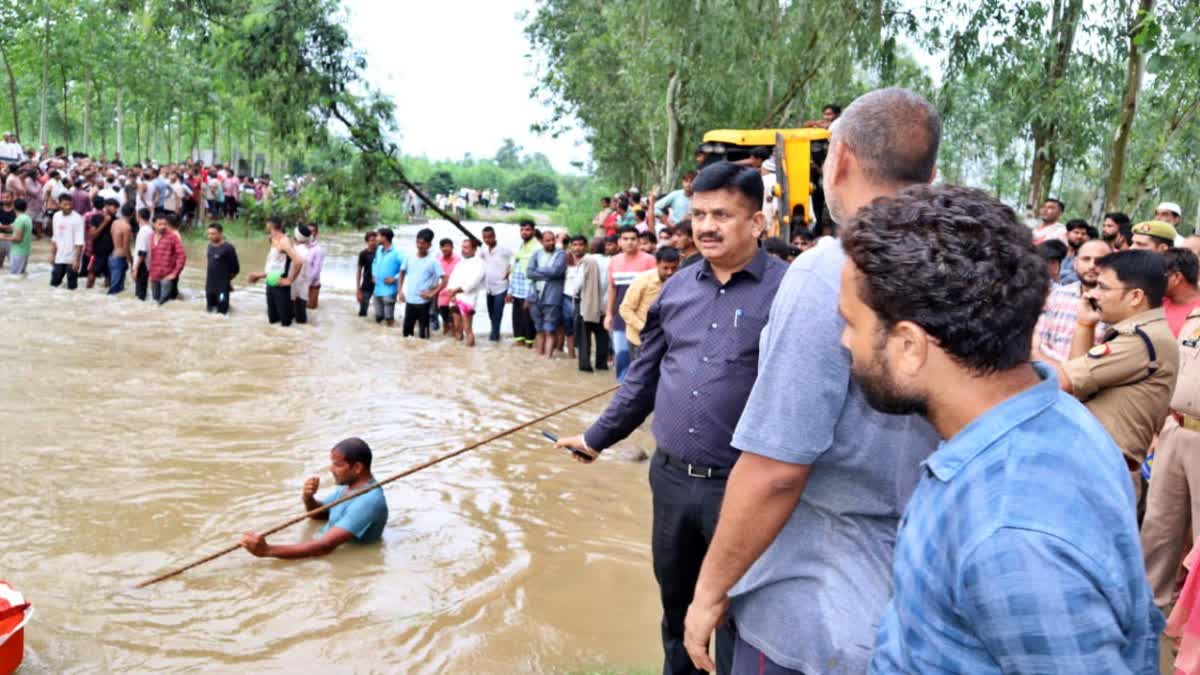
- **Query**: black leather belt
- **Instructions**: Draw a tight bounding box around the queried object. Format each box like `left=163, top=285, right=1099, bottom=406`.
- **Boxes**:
left=659, top=452, right=732, bottom=479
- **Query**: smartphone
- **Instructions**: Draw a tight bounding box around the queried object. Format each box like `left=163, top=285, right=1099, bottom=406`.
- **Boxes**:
left=1088, top=298, right=1100, bottom=311
left=541, top=430, right=594, bottom=461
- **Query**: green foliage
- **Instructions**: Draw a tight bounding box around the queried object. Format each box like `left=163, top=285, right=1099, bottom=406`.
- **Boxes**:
left=424, top=170, right=456, bottom=197
left=508, top=172, right=559, bottom=207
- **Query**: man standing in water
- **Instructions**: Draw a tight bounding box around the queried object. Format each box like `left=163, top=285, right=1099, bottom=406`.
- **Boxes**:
left=527, top=229, right=567, bottom=358
left=248, top=217, right=305, bottom=326
left=133, top=208, right=154, bottom=300
left=148, top=213, right=186, bottom=305
left=557, top=162, right=788, bottom=675
left=107, top=202, right=133, bottom=295
left=240, top=437, right=389, bottom=559
left=841, top=185, right=1160, bottom=673
left=306, top=223, right=325, bottom=310
left=398, top=228, right=445, bottom=339
left=49, top=193, right=84, bottom=290
left=682, top=88, right=942, bottom=675
left=507, top=220, right=539, bottom=347
left=205, top=223, right=240, bottom=315
left=357, top=230, right=378, bottom=317
left=479, top=225, right=513, bottom=342
left=371, top=227, right=404, bottom=327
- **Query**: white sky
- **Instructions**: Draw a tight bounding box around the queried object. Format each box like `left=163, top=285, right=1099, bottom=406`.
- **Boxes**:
left=343, top=0, right=590, bottom=173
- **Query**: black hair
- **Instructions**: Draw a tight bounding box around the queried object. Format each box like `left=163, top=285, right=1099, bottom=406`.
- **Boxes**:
left=1086, top=226, right=1099, bottom=240
left=13, top=198, right=25, bottom=212
left=570, top=235, right=588, bottom=245
left=518, top=219, right=535, bottom=229
left=1105, top=212, right=1132, bottom=229
left=604, top=234, right=618, bottom=244
left=749, top=146, right=773, bottom=161
left=439, top=237, right=453, bottom=247
left=841, top=184, right=1048, bottom=374
left=364, top=230, right=377, bottom=242
left=823, top=103, right=842, bottom=115
left=297, top=224, right=312, bottom=239
left=617, top=197, right=629, bottom=211
left=791, top=227, right=815, bottom=243
left=601, top=196, right=611, bottom=205
left=377, top=227, right=394, bottom=243
left=416, top=227, right=434, bottom=243
left=1045, top=198, right=1065, bottom=211
left=763, top=237, right=792, bottom=261
left=1096, top=249, right=1168, bottom=308
left=267, top=215, right=284, bottom=231
left=1065, top=218, right=1089, bottom=232
left=691, top=161, right=764, bottom=212
left=208, top=223, right=223, bottom=233
left=137, top=207, right=151, bottom=222
left=161, top=213, right=179, bottom=228
left=674, top=218, right=692, bottom=238
left=616, top=225, right=639, bottom=238
left=639, top=230, right=657, bottom=244
left=120, top=202, right=134, bottom=218
left=1037, top=239, right=1068, bottom=263
left=655, top=246, right=680, bottom=263
left=92, top=195, right=105, bottom=209
left=482, top=225, right=495, bottom=235
left=333, top=437, right=372, bottom=472
left=1165, top=247, right=1199, bottom=286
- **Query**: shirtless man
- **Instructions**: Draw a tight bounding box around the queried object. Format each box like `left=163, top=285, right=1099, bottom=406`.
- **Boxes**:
left=108, top=203, right=133, bottom=295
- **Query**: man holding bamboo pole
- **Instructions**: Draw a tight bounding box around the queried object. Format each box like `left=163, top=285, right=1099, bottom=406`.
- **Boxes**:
left=240, top=438, right=388, bottom=560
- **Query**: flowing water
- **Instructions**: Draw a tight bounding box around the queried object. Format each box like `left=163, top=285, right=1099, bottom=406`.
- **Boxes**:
left=0, top=221, right=661, bottom=673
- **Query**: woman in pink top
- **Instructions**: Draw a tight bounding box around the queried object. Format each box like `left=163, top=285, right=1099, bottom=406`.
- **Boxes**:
left=436, top=237, right=461, bottom=335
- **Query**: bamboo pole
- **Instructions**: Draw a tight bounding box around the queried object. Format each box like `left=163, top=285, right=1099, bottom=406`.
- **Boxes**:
left=130, top=384, right=620, bottom=590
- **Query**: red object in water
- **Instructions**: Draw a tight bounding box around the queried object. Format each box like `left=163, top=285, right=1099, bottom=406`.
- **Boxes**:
left=0, top=580, right=30, bottom=675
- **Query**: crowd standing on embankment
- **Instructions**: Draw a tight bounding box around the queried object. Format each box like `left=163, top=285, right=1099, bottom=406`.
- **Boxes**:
left=6, top=87, right=1200, bottom=674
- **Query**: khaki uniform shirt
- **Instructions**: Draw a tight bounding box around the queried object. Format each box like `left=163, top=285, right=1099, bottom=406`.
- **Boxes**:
left=1171, top=308, right=1200, bottom=419
left=1063, top=307, right=1180, bottom=463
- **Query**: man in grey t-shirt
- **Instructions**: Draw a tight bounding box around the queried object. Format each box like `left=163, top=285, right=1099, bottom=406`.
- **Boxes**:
left=682, top=89, right=944, bottom=675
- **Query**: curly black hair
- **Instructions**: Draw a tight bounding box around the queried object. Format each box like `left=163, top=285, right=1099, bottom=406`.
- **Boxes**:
left=841, top=184, right=1049, bottom=374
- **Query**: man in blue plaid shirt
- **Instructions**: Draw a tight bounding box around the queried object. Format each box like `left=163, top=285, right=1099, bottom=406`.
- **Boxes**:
left=838, top=185, right=1162, bottom=674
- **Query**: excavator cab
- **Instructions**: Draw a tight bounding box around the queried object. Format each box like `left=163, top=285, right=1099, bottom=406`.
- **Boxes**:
left=699, top=128, right=832, bottom=241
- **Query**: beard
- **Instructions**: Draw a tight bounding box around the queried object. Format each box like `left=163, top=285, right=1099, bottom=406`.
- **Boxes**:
left=851, top=349, right=927, bottom=417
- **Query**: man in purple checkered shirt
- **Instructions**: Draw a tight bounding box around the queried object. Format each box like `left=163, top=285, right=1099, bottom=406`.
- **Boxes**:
left=1032, top=238, right=1111, bottom=362
left=840, top=185, right=1161, bottom=674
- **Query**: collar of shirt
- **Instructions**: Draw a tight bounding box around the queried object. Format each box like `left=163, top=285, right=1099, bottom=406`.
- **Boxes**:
left=924, top=363, right=1059, bottom=482
left=694, top=246, right=770, bottom=285
left=1106, top=306, right=1167, bottom=337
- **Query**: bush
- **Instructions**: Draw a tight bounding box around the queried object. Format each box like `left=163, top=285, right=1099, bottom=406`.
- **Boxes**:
left=508, top=172, right=559, bottom=207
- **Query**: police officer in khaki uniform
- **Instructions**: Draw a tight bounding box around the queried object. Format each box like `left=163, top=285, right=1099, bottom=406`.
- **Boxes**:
left=1141, top=248, right=1200, bottom=612
left=1057, top=250, right=1180, bottom=506
left=1129, top=219, right=1177, bottom=254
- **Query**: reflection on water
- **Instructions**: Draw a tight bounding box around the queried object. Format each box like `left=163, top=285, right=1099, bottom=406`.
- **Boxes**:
left=1, top=220, right=660, bottom=673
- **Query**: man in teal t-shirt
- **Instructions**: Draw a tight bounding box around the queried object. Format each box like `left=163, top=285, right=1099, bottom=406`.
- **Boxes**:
left=241, top=437, right=389, bottom=558
left=1, top=199, right=32, bottom=275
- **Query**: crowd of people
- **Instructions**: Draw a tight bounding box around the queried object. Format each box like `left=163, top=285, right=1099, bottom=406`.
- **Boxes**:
left=9, top=88, right=1200, bottom=674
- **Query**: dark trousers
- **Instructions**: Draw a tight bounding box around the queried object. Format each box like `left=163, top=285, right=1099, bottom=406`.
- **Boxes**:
left=50, top=263, right=78, bottom=290
left=151, top=279, right=178, bottom=305
left=134, top=259, right=150, bottom=300
left=649, top=452, right=736, bottom=675
left=266, top=285, right=294, bottom=326
left=293, top=298, right=308, bottom=324
left=733, top=635, right=805, bottom=675
left=575, top=311, right=609, bottom=371
left=486, top=292, right=506, bottom=341
left=358, top=287, right=372, bottom=317
left=511, top=297, right=535, bottom=342
left=403, top=302, right=431, bottom=338
left=206, top=287, right=231, bottom=314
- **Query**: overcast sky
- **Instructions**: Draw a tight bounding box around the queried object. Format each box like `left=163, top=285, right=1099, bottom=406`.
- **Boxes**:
left=343, top=0, right=590, bottom=173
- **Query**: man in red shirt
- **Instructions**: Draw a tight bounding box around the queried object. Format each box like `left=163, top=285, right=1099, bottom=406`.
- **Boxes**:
left=149, top=212, right=186, bottom=305
left=1164, top=248, right=1200, bottom=338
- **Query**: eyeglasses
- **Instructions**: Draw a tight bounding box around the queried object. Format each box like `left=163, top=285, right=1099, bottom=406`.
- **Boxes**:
left=1094, top=282, right=1131, bottom=293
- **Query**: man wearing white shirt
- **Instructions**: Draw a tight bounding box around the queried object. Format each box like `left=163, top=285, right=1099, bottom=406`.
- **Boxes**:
left=478, top=225, right=514, bottom=342
left=49, top=194, right=84, bottom=289
left=133, top=207, right=155, bottom=300
left=447, top=237, right=486, bottom=347
left=0, top=133, right=21, bottom=165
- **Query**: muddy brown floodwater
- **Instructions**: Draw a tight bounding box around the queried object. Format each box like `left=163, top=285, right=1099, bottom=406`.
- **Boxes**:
left=0, top=220, right=662, bottom=673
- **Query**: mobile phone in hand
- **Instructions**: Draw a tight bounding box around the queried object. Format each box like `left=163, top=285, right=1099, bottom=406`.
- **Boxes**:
left=542, top=430, right=594, bottom=461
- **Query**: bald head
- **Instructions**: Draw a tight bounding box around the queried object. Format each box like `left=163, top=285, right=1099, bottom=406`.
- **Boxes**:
left=832, top=88, right=941, bottom=186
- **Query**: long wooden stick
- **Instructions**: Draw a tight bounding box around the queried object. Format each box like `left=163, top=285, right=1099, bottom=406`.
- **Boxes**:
left=131, top=384, right=620, bottom=590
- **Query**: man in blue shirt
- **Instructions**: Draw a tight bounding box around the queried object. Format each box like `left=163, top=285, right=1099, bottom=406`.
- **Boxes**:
left=241, top=437, right=389, bottom=559
left=839, top=185, right=1161, bottom=673
left=371, top=227, right=404, bottom=327
left=398, top=227, right=445, bottom=339
left=526, top=229, right=566, bottom=358
left=654, top=171, right=695, bottom=223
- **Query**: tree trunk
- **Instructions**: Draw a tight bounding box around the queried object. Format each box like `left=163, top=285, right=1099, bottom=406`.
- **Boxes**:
left=60, top=64, right=69, bottom=150
left=190, top=112, right=199, bottom=159
left=1104, top=0, right=1154, bottom=210
left=1026, top=0, right=1083, bottom=212
left=38, top=14, right=49, bottom=146
left=134, top=108, right=141, bottom=161
left=662, top=70, right=682, bottom=190
left=1128, top=98, right=1200, bottom=209
left=82, top=87, right=91, bottom=154
left=0, top=43, right=20, bottom=142
left=115, top=88, right=124, bottom=160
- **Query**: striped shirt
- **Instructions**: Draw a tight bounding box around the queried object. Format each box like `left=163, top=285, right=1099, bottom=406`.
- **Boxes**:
left=1034, top=282, right=1104, bottom=362
left=607, top=251, right=656, bottom=331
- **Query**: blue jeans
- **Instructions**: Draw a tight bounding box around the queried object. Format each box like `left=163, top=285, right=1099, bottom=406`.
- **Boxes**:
left=107, top=256, right=128, bottom=294
left=612, top=329, right=631, bottom=381
left=486, top=292, right=506, bottom=341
